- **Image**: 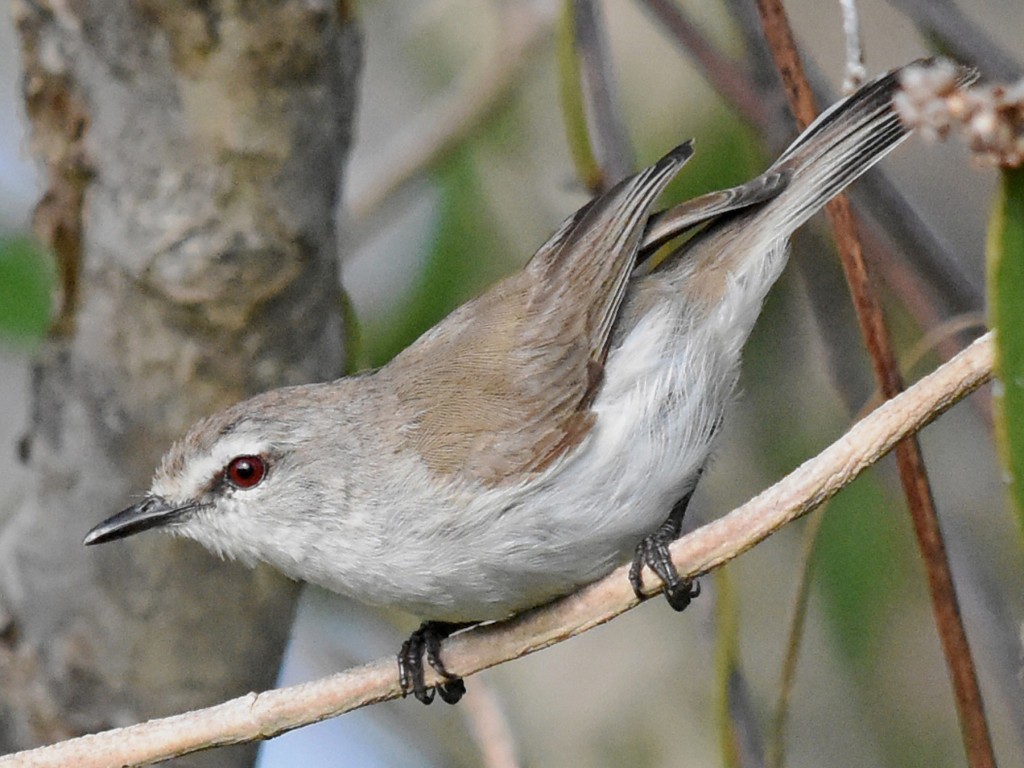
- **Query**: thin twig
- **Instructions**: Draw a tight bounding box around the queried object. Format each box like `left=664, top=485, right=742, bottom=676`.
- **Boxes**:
left=857, top=314, right=989, bottom=413
left=637, top=0, right=776, bottom=133
left=751, top=4, right=996, bottom=767
left=715, top=571, right=766, bottom=768
left=0, top=333, right=994, bottom=768
left=345, top=4, right=553, bottom=226
left=839, top=0, right=866, bottom=94
left=766, top=507, right=824, bottom=768
left=557, top=1, right=603, bottom=191
left=571, top=0, right=635, bottom=186
left=461, top=676, right=521, bottom=768
left=903, top=315, right=988, bottom=375
left=886, top=0, right=1022, bottom=82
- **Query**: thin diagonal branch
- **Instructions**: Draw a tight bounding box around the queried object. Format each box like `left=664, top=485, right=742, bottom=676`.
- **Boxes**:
left=886, top=0, right=1022, bottom=82
left=571, top=0, right=635, bottom=186
left=461, top=676, right=521, bottom=768
left=346, top=4, right=552, bottom=226
left=766, top=508, right=823, bottom=768
left=715, top=571, right=766, bottom=768
left=637, top=0, right=776, bottom=133
left=839, top=0, right=866, bottom=93
left=0, top=333, right=994, bottom=768
left=751, top=4, right=996, bottom=767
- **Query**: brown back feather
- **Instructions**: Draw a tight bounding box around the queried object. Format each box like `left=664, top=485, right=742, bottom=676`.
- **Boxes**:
left=382, top=144, right=693, bottom=486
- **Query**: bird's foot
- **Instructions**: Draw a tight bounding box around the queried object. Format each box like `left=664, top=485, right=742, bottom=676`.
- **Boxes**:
left=629, top=520, right=700, bottom=612
left=398, top=621, right=467, bottom=705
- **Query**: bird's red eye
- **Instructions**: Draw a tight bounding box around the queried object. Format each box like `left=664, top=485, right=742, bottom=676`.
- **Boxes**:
left=225, top=455, right=266, bottom=489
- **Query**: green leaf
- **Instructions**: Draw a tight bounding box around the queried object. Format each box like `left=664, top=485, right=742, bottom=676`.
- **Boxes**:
left=988, top=165, right=1024, bottom=534
left=0, top=236, right=52, bottom=344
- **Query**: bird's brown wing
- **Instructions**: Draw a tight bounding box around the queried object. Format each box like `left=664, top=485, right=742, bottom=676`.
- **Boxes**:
left=382, top=144, right=693, bottom=487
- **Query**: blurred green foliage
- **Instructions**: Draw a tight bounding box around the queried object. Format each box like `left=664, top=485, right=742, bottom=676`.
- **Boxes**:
left=988, top=166, right=1024, bottom=537
left=361, top=145, right=515, bottom=368
left=815, top=475, right=911, bottom=663
left=0, top=236, right=51, bottom=345
left=652, top=109, right=764, bottom=205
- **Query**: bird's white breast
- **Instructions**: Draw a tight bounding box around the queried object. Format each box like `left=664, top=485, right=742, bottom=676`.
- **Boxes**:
left=174, top=242, right=787, bottom=623
left=333, top=297, right=743, bottom=621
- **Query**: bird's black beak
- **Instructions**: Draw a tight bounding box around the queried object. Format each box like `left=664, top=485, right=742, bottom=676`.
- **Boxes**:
left=83, top=495, right=199, bottom=545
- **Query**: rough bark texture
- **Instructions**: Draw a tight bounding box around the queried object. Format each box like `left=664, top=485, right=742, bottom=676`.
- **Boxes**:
left=0, top=1, right=360, bottom=765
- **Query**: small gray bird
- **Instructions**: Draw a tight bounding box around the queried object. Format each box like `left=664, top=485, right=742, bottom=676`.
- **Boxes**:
left=87, top=64, right=924, bottom=704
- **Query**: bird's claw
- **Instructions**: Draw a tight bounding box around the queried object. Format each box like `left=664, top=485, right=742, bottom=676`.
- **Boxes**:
left=629, top=527, right=700, bottom=612
left=398, top=622, right=466, bottom=705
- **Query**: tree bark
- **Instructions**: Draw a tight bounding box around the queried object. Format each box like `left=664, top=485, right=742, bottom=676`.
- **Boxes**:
left=0, top=1, right=360, bottom=765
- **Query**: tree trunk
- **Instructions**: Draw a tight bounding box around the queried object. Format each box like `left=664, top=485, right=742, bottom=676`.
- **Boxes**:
left=0, top=2, right=360, bottom=765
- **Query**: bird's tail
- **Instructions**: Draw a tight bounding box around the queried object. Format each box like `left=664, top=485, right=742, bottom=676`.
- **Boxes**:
left=759, top=60, right=952, bottom=234
left=654, top=60, right=971, bottom=308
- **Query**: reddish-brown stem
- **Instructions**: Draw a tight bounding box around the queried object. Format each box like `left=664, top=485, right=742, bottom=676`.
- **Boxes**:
left=752, top=2, right=996, bottom=767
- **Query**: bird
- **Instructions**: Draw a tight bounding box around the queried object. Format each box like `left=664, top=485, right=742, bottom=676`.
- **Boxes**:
left=85, top=62, right=938, bottom=705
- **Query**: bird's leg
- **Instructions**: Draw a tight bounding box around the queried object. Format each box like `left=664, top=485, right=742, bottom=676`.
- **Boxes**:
left=629, top=486, right=700, bottom=611
left=398, top=621, right=470, bottom=705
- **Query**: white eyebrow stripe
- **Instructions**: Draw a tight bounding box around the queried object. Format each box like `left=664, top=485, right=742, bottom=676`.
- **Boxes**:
left=156, top=436, right=272, bottom=501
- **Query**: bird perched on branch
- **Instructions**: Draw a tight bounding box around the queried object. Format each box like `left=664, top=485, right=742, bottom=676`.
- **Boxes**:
left=86, top=62, right=956, bottom=705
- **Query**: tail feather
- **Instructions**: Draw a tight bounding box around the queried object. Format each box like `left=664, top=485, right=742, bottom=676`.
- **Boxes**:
left=761, top=59, right=973, bottom=236
left=761, top=67, right=911, bottom=235
left=656, top=60, right=971, bottom=291
left=773, top=64, right=908, bottom=165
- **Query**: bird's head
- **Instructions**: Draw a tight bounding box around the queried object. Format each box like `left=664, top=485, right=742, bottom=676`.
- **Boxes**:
left=84, top=384, right=344, bottom=568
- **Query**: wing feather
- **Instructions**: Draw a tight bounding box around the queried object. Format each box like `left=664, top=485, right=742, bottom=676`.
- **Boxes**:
left=383, top=143, right=693, bottom=486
